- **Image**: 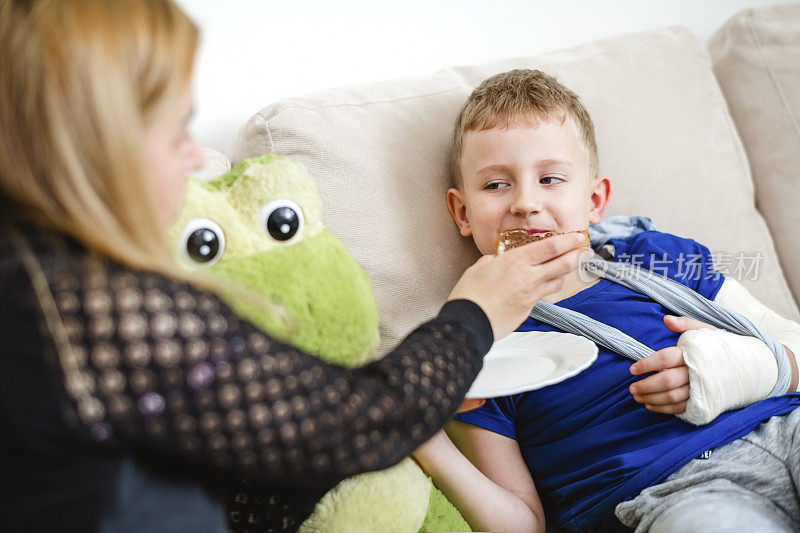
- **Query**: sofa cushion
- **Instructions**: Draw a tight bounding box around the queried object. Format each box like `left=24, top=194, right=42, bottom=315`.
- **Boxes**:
left=192, top=147, right=231, bottom=182
left=709, top=4, right=800, bottom=307
left=230, top=26, right=799, bottom=355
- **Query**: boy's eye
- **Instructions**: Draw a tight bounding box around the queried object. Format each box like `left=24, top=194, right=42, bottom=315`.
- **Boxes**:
left=485, top=182, right=509, bottom=190
left=540, top=176, right=564, bottom=185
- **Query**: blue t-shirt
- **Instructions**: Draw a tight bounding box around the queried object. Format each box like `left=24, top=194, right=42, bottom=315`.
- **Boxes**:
left=454, top=231, right=800, bottom=531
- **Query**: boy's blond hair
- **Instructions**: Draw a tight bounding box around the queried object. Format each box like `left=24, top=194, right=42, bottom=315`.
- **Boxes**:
left=451, top=69, right=599, bottom=189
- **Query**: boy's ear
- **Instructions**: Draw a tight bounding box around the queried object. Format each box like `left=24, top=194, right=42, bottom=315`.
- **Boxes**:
left=447, top=188, right=473, bottom=237
left=589, top=175, right=611, bottom=225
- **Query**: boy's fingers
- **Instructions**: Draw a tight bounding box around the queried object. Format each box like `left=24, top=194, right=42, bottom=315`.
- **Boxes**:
left=663, top=315, right=716, bottom=334
left=629, top=366, right=689, bottom=396
left=632, top=384, right=690, bottom=405
left=644, top=401, right=688, bottom=415
left=629, top=347, right=685, bottom=375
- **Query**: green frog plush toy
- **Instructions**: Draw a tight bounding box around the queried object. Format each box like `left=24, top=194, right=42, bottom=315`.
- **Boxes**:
left=167, top=154, right=471, bottom=533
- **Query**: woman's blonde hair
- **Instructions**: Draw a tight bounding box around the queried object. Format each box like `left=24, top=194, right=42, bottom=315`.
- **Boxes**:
left=0, top=0, right=198, bottom=274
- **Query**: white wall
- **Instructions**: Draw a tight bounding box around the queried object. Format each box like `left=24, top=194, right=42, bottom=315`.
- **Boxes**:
left=177, top=0, right=794, bottom=153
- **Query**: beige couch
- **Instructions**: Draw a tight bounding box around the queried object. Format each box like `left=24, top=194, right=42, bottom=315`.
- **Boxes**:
left=180, top=5, right=800, bottom=362
left=218, top=5, right=800, bottom=360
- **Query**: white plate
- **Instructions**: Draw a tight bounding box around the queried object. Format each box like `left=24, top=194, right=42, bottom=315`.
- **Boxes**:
left=465, top=331, right=598, bottom=398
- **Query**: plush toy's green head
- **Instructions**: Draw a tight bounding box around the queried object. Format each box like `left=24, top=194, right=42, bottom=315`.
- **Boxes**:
left=167, top=154, right=379, bottom=367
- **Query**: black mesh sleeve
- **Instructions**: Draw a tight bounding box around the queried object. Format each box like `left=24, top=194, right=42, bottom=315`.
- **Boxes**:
left=30, top=235, right=491, bottom=489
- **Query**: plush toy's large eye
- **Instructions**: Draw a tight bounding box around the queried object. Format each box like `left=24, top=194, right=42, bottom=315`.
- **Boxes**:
left=260, top=199, right=304, bottom=242
left=181, top=218, right=225, bottom=265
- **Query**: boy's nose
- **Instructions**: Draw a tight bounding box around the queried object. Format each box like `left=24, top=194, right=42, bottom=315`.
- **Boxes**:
left=510, top=185, right=542, bottom=216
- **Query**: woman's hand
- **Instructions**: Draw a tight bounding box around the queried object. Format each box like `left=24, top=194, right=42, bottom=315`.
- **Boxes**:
left=448, top=233, right=585, bottom=340
left=629, top=315, right=716, bottom=414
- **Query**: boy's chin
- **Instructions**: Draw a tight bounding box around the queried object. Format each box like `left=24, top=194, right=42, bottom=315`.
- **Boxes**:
left=472, top=239, right=496, bottom=256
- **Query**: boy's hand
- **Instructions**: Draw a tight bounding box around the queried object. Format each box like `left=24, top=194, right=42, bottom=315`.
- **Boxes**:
left=629, top=315, right=716, bottom=414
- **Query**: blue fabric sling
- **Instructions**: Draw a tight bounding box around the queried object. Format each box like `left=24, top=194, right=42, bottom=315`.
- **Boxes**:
left=531, top=217, right=792, bottom=397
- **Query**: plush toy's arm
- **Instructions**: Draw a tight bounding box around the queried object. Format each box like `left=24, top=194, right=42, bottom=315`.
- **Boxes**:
left=677, top=278, right=800, bottom=425
left=41, top=254, right=493, bottom=486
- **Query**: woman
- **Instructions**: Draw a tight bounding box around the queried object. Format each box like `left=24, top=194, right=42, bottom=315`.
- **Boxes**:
left=0, top=0, right=584, bottom=530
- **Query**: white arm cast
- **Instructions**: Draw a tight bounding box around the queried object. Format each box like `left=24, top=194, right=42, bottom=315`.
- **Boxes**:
left=677, top=278, right=800, bottom=425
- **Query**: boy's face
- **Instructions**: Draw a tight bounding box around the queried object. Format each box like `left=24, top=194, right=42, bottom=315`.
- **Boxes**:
left=447, top=118, right=610, bottom=256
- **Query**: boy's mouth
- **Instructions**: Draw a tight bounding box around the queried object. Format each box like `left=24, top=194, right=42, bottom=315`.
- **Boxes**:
left=496, top=228, right=592, bottom=254
left=525, top=228, right=554, bottom=236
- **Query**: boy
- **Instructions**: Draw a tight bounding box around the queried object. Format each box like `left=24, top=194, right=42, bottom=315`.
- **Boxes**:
left=412, top=69, right=800, bottom=532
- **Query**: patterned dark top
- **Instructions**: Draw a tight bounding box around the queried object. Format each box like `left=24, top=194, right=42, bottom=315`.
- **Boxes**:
left=0, top=223, right=492, bottom=532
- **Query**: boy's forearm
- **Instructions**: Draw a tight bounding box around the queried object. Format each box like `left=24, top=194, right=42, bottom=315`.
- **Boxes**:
left=715, top=279, right=800, bottom=393
left=413, top=431, right=545, bottom=533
